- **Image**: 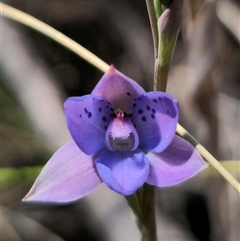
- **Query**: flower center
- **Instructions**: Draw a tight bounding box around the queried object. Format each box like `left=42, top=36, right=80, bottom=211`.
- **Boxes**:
left=105, top=109, right=139, bottom=152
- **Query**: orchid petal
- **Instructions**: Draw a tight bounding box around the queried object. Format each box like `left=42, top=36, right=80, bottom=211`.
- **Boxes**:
left=64, top=95, right=114, bottom=155
left=23, top=142, right=102, bottom=203
left=130, top=91, right=179, bottom=153
left=91, top=66, right=145, bottom=112
left=146, top=136, right=208, bottom=187
left=95, top=149, right=149, bottom=195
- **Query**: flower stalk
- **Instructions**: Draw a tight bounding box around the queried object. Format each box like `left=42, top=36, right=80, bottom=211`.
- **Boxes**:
left=140, top=184, right=157, bottom=241
left=145, top=0, right=159, bottom=58
left=125, top=185, right=156, bottom=241
left=146, top=0, right=184, bottom=91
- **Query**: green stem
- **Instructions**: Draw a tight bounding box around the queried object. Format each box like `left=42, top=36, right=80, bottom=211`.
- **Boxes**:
left=146, top=0, right=172, bottom=92
left=125, top=185, right=157, bottom=241
left=153, top=0, right=162, bottom=19
left=145, top=0, right=159, bottom=58
left=156, top=0, right=183, bottom=91
left=141, top=184, right=157, bottom=241
left=125, top=193, right=147, bottom=237
left=154, top=60, right=169, bottom=91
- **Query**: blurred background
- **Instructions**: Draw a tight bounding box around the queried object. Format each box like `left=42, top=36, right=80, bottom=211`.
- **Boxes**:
left=1, top=0, right=239, bottom=241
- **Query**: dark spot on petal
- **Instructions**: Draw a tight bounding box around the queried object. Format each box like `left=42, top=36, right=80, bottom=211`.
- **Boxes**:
left=166, top=110, right=170, bottom=114
left=99, top=108, right=102, bottom=112
left=88, top=112, right=92, bottom=118
left=126, top=92, right=131, bottom=96
left=84, top=108, right=88, bottom=114
left=106, top=105, right=109, bottom=108
left=158, top=97, right=162, bottom=101
left=153, top=99, right=157, bottom=103
left=137, top=97, right=141, bottom=100
left=133, top=103, right=136, bottom=107
left=79, top=114, right=82, bottom=118
left=142, top=116, right=146, bottom=121
left=110, top=108, right=114, bottom=112
left=152, top=108, right=156, bottom=113
left=146, top=105, right=151, bottom=110
left=102, top=116, right=107, bottom=122
left=100, top=99, right=104, bottom=101
left=104, top=126, right=107, bottom=130
left=138, top=109, right=143, bottom=114
left=151, top=114, right=155, bottom=119
left=128, top=113, right=132, bottom=118
left=134, top=124, right=136, bottom=128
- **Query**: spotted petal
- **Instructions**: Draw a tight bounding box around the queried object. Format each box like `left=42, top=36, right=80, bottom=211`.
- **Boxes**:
left=92, top=66, right=145, bottom=112
left=130, top=91, right=179, bottom=153
left=23, top=142, right=102, bottom=203
left=95, top=149, right=149, bottom=195
left=146, top=136, right=208, bottom=187
left=64, top=95, right=114, bottom=155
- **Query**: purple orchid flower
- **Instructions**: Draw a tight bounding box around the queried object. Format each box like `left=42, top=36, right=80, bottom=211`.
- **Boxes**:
left=23, top=66, right=207, bottom=203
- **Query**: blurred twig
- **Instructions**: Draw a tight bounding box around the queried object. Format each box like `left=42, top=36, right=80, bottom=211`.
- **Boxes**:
left=216, top=0, right=240, bottom=43
left=2, top=207, right=66, bottom=241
